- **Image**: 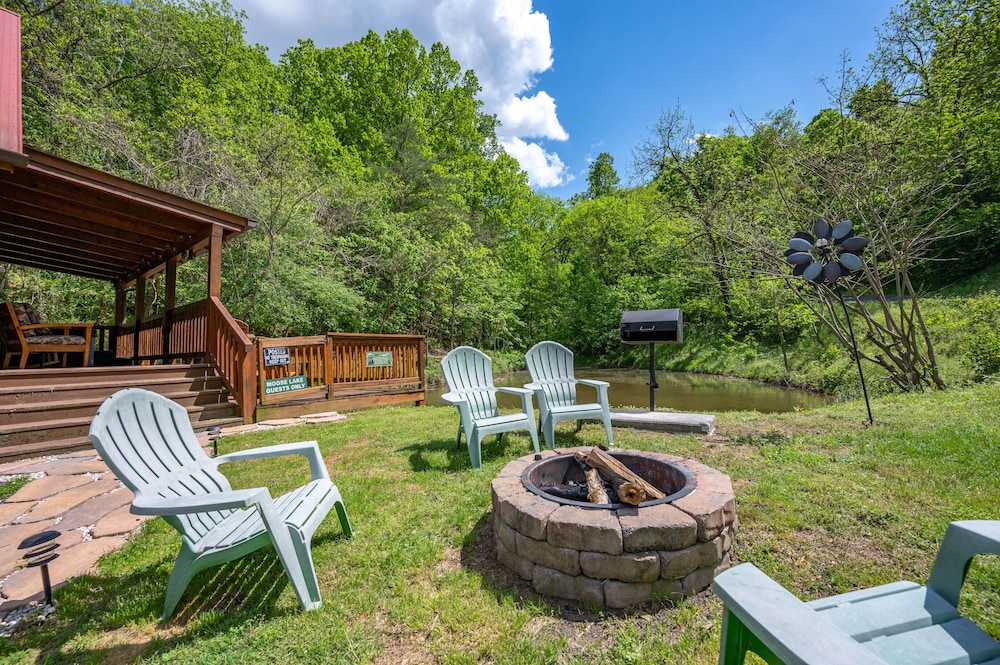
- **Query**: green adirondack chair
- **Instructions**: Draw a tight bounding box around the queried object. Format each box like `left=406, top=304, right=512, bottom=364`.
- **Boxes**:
left=713, top=520, right=1000, bottom=665
left=524, top=341, right=613, bottom=448
left=440, top=346, right=541, bottom=470
left=89, top=388, right=352, bottom=620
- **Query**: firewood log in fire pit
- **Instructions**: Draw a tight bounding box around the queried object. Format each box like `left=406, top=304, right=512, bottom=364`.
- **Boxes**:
left=574, top=448, right=666, bottom=505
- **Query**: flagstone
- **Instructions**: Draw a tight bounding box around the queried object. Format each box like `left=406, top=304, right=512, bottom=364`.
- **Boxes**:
left=91, top=504, right=151, bottom=538
left=5, top=474, right=92, bottom=504
left=56, top=488, right=133, bottom=531
left=14, top=477, right=120, bottom=524
left=45, top=460, right=109, bottom=476
left=0, top=501, right=32, bottom=525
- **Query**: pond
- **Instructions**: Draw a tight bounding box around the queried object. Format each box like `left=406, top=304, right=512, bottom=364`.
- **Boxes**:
left=426, top=369, right=833, bottom=414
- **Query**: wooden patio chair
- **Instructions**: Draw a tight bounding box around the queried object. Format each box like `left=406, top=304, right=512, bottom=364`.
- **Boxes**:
left=441, top=346, right=540, bottom=470
left=89, top=388, right=353, bottom=620
left=524, top=341, right=613, bottom=448
left=713, top=520, right=1000, bottom=665
left=0, top=301, right=93, bottom=369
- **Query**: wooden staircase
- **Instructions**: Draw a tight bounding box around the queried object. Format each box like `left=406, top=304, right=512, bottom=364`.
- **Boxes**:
left=0, top=364, right=245, bottom=462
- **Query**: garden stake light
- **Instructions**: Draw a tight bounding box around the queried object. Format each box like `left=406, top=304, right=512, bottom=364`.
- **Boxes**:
left=207, top=424, right=223, bottom=457
left=785, top=218, right=873, bottom=425
left=17, top=530, right=60, bottom=606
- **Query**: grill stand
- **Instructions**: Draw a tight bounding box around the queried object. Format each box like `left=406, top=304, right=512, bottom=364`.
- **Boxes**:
left=647, top=342, right=658, bottom=412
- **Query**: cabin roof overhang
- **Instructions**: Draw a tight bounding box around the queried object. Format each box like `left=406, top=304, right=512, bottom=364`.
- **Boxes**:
left=0, top=146, right=255, bottom=287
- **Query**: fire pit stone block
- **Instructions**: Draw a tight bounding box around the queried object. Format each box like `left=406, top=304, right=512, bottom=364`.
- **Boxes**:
left=496, top=539, right=534, bottom=580
left=548, top=506, right=623, bottom=555
left=495, top=519, right=518, bottom=553
left=515, top=532, right=581, bottom=576
left=532, top=566, right=604, bottom=605
left=669, top=490, right=734, bottom=542
left=495, top=479, right=558, bottom=541
left=619, top=503, right=698, bottom=552
left=580, top=551, right=660, bottom=583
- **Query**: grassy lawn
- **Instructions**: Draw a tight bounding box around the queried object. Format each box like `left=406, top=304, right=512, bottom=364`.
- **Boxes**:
left=2, top=383, right=999, bottom=664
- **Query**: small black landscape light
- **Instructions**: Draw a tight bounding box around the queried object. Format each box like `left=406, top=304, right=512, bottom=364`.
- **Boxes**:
left=207, top=425, right=223, bottom=457
left=17, top=530, right=60, bottom=606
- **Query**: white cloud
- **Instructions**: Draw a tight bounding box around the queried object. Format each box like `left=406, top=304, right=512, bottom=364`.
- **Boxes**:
left=231, top=0, right=569, bottom=188
left=501, top=138, right=570, bottom=189
left=500, top=91, right=568, bottom=141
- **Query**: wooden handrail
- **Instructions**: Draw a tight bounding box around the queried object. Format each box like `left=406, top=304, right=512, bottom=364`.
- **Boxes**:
left=206, top=296, right=256, bottom=423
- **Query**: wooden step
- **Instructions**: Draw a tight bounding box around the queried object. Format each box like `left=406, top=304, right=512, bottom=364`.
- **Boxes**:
left=0, top=413, right=247, bottom=464
left=0, top=388, right=231, bottom=425
left=0, top=403, right=238, bottom=448
left=0, top=374, right=226, bottom=405
left=0, top=364, right=220, bottom=389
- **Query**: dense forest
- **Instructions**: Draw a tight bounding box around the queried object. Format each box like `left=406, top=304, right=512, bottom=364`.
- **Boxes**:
left=2, top=0, right=999, bottom=393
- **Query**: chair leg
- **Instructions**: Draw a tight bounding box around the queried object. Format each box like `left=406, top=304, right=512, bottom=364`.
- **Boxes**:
left=334, top=499, right=353, bottom=538
left=455, top=424, right=464, bottom=449
left=284, top=524, right=322, bottom=610
left=526, top=424, right=540, bottom=454
left=543, top=416, right=556, bottom=449
left=467, top=431, right=483, bottom=470
left=575, top=419, right=584, bottom=433
left=161, top=546, right=201, bottom=621
left=2, top=351, right=11, bottom=369
left=603, top=415, right=614, bottom=447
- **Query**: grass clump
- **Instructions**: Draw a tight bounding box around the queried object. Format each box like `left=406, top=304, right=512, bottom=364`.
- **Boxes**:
left=0, top=475, right=31, bottom=502
left=2, top=383, right=999, bottom=663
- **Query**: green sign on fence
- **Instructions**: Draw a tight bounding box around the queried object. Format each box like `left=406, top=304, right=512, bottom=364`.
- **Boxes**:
left=263, top=375, right=309, bottom=396
left=366, top=351, right=393, bottom=368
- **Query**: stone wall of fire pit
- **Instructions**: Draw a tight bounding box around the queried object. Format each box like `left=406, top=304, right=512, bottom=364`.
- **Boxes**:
left=491, top=448, right=738, bottom=609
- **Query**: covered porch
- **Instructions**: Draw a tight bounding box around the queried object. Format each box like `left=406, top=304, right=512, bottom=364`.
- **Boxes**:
left=0, top=8, right=425, bottom=462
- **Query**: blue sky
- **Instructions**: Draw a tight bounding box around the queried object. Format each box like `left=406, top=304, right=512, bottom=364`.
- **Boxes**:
left=230, top=0, right=900, bottom=199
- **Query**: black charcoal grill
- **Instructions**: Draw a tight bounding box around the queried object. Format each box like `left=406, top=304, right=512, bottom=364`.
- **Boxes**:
left=620, top=309, right=684, bottom=411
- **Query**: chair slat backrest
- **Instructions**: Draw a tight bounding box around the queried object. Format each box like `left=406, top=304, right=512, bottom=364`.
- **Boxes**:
left=526, top=341, right=579, bottom=408
left=441, top=346, right=499, bottom=420
left=90, top=388, right=235, bottom=541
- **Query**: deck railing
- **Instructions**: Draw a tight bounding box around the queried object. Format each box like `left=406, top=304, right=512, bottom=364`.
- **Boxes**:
left=257, top=335, right=333, bottom=406
left=116, top=300, right=209, bottom=363
left=328, top=333, right=425, bottom=398
left=110, top=303, right=424, bottom=419
left=206, top=296, right=255, bottom=422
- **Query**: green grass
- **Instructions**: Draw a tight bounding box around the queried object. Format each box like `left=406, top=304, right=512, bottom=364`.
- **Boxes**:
left=0, top=476, right=31, bottom=502
left=2, top=383, right=1000, bottom=663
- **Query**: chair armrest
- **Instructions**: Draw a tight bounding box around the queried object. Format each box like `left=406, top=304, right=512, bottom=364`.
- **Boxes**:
left=497, top=386, right=535, bottom=415
left=928, top=520, right=1000, bottom=607
left=713, top=564, right=889, bottom=665
left=496, top=386, right=533, bottom=398
left=576, top=379, right=609, bottom=389
left=442, top=392, right=476, bottom=427
left=131, top=487, right=271, bottom=516
left=215, top=440, right=330, bottom=481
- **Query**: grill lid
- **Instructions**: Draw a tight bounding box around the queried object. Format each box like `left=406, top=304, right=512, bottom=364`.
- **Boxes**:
left=620, top=309, right=683, bottom=344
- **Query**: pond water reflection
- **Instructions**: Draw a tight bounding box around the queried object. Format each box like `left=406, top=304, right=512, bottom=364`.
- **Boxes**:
left=426, top=369, right=833, bottom=414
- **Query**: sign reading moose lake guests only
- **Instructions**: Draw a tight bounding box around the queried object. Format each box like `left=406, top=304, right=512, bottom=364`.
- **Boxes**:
left=263, top=375, right=308, bottom=396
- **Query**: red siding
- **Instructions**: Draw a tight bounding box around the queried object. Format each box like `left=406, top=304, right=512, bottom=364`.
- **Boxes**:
left=0, top=9, right=22, bottom=154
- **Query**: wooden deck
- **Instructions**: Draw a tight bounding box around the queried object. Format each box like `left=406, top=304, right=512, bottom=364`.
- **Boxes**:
left=0, top=330, right=427, bottom=461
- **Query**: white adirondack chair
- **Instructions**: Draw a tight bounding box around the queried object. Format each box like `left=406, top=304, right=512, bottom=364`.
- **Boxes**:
left=88, top=388, right=352, bottom=620
left=525, top=341, right=614, bottom=448
left=440, top=346, right=541, bottom=470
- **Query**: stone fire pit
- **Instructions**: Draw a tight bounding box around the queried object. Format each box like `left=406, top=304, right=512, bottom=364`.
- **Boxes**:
left=491, top=447, right=738, bottom=609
